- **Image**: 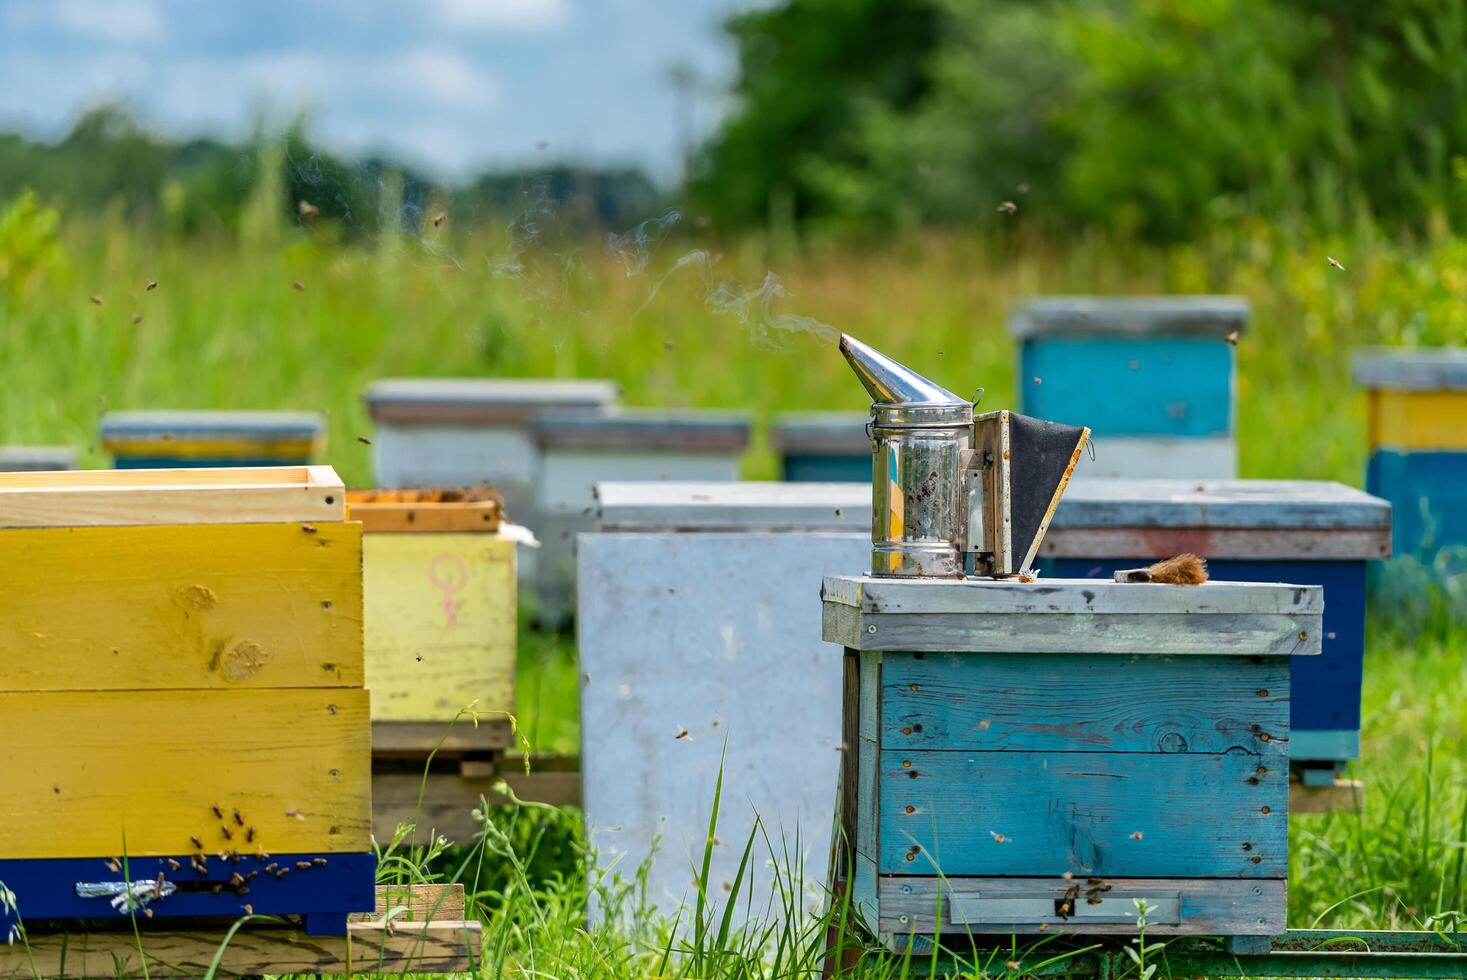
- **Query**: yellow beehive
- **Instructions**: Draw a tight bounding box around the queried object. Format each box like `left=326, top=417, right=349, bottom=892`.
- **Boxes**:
left=347, top=489, right=516, bottom=750
left=0, top=466, right=372, bottom=933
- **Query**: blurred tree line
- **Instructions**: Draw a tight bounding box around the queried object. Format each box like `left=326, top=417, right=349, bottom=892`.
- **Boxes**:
left=0, top=104, right=663, bottom=239
left=694, top=0, right=1467, bottom=240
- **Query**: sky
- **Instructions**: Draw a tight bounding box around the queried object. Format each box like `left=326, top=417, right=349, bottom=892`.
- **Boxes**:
left=0, top=0, right=755, bottom=182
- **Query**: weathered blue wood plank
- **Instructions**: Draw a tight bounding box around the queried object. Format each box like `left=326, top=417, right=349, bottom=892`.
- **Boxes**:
left=1049, top=479, right=1391, bottom=530
left=782, top=454, right=872, bottom=483
left=0, top=852, right=374, bottom=934
left=1043, top=559, right=1366, bottom=741
left=1019, top=338, right=1233, bottom=437
left=879, top=750, right=1284, bottom=878
left=880, top=652, right=1289, bottom=757
left=1367, top=449, right=1467, bottom=564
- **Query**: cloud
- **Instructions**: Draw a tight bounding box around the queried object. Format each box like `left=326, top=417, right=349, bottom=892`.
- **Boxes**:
left=384, top=48, right=500, bottom=108
left=435, top=0, right=570, bottom=33
left=52, top=0, right=166, bottom=45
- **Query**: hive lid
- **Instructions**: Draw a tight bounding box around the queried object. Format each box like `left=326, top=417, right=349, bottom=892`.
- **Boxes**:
left=1007, top=296, right=1251, bottom=339
left=0, top=446, right=77, bottom=472
left=534, top=409, right=753, bottom=453
left=1050, top=479, right=1391, bottom=530
left=101, top=411, right=325, bottom=440
left=596, top=481, right=870, bottom=531
left=769, top=412, right=871, bottom=455
left=1352, top=347, right=1467, bottom=391
left=365, top=378, right=620, bottom=424
left=0, top=465, right=345, bottom=527
left=822, top=574, right=1323, bottom=656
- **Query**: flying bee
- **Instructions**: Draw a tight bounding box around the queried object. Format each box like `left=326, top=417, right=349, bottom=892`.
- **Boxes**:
left=433, top=213, right=446, bottom=227
left=997, top=201, right=1018, bottom=215
left=1224, top=330, right=1240, bottom=346
left=298, top=201, right=319, bottom=218
left=233, top=809, right=244, bottom=826
left=243, top=904, right=254, bottom=915
left=145, top=280, right=158, bottom=291
left=357, top=436, right=371, bottom=445
left=132, top=313, right=142, bottom=325
left=1328, top=256, right=1345, bottom=271
left=106, top=858, right=121, bottom=873
left=211, top=805, right=223, bottom=819
left=90, top=295, right=102, bottom=306
left=143, top=908, right=153, bottom=919
left=292, top=281, right=305, bottom=292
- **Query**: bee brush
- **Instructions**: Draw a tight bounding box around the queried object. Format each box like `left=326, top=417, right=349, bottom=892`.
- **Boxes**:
left=1114, top=553, right=1208, bottom=585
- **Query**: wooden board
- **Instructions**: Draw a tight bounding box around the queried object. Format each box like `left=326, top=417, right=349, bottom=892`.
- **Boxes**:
left=878, top=749, right=1285, bottom=877
left=1066, top=436, right=1237, bottom=481
left=365, top=377, right=620, bottom=425
left=0, top=689, right=371, bottom=858
left=0, top=919, right=479, bottom=977
left=372, top=719, right=515, bottom=756
left=1007, top=297, right=1251, bottom=340
left=1041, top=526, right=1391, bottom=559
left=106, top=438, right=321, bottom=462
left=880, top=877, right=1284, bottom=936
left=363, top=532, right=515, bottom=722
left=1291, top=778, right=1365, bottom=814
left=0, top=465, right=345, bottom=527
left=0, top=522, right=363, bottom=692
left=358, top=882, right=466, bottom=922
left=880, top=651, right=1289, bottom=756
left=1049, top=477, right=1393, bottom=530
left=595, top=480, right=870, bottom=531
left=0, top=446, right=77, bottom=471
left=1353, top=346, right=1467, bottom=390
left=348, top=499, right=502, bottom=533
left=373, top=769, right=583, bottom=842
left=1368, top=389, right=1467, bottom=451
left=826, top=604, right=1321, bottom=657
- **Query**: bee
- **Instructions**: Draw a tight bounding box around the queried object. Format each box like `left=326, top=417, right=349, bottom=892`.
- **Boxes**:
left=245, top=827, right=256, bottom=843
left=238, top=885, right=249, bottom=895
left=233, top=810, right=244, bottom=826
left=191, top=835, right=204, bottom=850
left=989, top=832, right=1007, bottom=844
left=106, top=858, right=121, bottom=873
left=312, top=857, right=327, bottom=867
left=255, top=848, right=270, bottom=860
left=1225, top=330, right=1240, bottom=346
left=243, top=904, right=254, bottom=916
left=245, top=870, right=259, bottom=881
left=143, top=907, right=154, bottom=919
left=1327, top=256, right=1346, bottom=271
left=1130, top=831, right=1144, bottom=841
left=167, top=859, right=182, bottom=871
left=230, top=872, right=245, bottom=888
left=220, top=825, right=233, bottom=840
left=211, top=883, right=224, bottom=894
left=264, top=863, right=279, bottom=874
left=275, top=869, right=290, bottom=879
left=298, top=201, right=319, bottom=218
left=675, top=727, right=690, bottom=740
left=217, top=851, right=228, bottom=861
left=356, top=436, right=371, bottom=446
left=230, top=850, right=241, bottom=864
left=211, top=805, right=223, bottom=819
left=433, top=213, right=446, bottom=227
left=1033, top=376, right=1043, bottom=385
left=90, top=295, right=102, bottom=306
left=145, top=280, right=158, bottom=291
left=292, top=281, right=305, bottom=292
left=997, top=201, right=1018, bottom=215
left=132, top=313, right=143, bottom=325
left=285, top=809, right=304, bottom=821
left=1060, top=871, right=1074, bottom=880
left=156, top=873, right=166, bottom=892
left=300, top=524, right=317, bottom=534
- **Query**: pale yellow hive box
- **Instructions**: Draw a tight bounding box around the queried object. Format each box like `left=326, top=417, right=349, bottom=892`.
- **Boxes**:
left=347, top=489, right=517, bottom=752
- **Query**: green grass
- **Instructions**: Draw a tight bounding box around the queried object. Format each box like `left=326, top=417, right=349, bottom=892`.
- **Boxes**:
left=1, top=204, right=1465, bottom=974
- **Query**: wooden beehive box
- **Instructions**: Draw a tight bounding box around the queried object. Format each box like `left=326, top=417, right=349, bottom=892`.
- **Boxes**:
left=579, top=481, right=869, bottom=929
left=0, top=466, right=372, bottom=936
left=1007, top=297, right=1249, bottom=480
left=0, top=446, right=77, bottom=472
left=1040, top=478, right=1390, bottom=787
left=770, top=412, right=872, bottom=483
left=1353, top=347, right=1467, bottom=572
left=101, top=411, right=326, bottom=468
left=345, top=489, right=516, bottom=746
left=824, top=575, right=1321, bottom=947
left=532, top=410, right=752, bottom=627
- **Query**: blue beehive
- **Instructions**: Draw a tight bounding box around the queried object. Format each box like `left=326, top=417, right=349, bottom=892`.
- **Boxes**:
left=824, top=575, right=1320, bottom=947
left=1037, top=478, right=1391, bottom=785
left=1007, top=297, right=1249, bottom=479
left=1353, top=347, right=1467, bottom=580
left=101, top=411, right=326, bottom=468
left=770, top=412, right=871, bottom=482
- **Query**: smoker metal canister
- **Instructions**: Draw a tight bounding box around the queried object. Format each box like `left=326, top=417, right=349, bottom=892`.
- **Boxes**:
left=839, top=334, right=975, bottom=577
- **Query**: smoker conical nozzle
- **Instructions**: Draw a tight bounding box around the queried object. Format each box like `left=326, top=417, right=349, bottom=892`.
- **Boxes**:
left=839, top=334, right=972, bottom=424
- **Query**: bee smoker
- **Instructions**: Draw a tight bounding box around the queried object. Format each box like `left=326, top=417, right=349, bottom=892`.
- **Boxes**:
left=839, top=334, right=1090, bottom=578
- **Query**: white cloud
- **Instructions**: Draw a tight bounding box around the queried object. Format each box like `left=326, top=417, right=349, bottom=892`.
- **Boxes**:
left=53, top=0, right=166, bottom=45
left=435, top=0, right=570, bottom=32
left=383, top=48, right=500, bottom=108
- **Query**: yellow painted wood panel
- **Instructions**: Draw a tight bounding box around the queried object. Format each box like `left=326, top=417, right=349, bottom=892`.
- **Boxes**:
left=1368, top=389, right=1467, bottom=451
left=0, top=522, right=363, bottom=692
left=363, top=533, right=515, bottom=722
left=105, top=438, right=322, bottom=459
left=0, top=689, right=371, bottom=858
left=0, top=465, right=345, bottom=527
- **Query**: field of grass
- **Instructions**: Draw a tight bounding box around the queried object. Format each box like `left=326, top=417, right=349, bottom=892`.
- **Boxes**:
left=1, top=202, right=1464, bottom=975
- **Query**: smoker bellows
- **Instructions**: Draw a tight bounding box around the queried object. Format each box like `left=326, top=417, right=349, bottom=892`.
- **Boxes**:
left=839, top=334, right=1090, bottom=578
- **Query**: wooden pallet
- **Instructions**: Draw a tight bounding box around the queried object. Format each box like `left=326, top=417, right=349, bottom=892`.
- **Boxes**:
left=374, top=755, right=583, bottom=842
left=0, top=884, right=480, bottom=978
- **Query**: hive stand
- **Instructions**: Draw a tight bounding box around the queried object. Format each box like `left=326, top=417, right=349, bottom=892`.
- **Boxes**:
left=1007, top=296, right=1249, bottom=480
left=1039, top=478, right=1391, bottom=798
left=99, top=411, right=325, bottom=467
left=0, top=884, right=482, bottom=978
left=824, top=576, right=1320, bottom=951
